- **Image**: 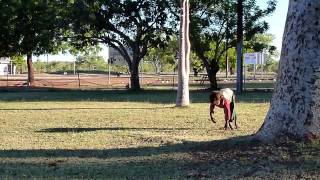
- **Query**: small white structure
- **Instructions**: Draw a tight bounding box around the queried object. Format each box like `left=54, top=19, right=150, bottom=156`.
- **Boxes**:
left=244, top=52, right=267, bottom=65
left=0, top=57, right=15, bottom=75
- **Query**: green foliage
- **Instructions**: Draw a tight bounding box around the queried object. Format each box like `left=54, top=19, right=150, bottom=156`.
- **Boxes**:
left=244, top=33, right=279, bottom=73
left=68, top=0, right=175, bottom=89
left=219, top=47, right=236, bottom=73
left=75, top=46, right=107, bottom=71
left=143, top=37, right=178, bottom=74
left=76, top=55, right=106, bottom=71
left=220, top=33, right=279, bottom=73
left=189, top=0, right=277, bottom=88
left=0, top=0, right=68, bottom=56
left=191, top=53, right=203, bottom=74
left=11, top=55, right=27, bottom=74
left=245, top=33, right=277, bottom=53
left=33, top=59, right=47, bottom=73
left=69, top=1, right=174, bottom=62
left=265, top=58, right=279, bottom=73
left=47, top=61, right=73, bottom=73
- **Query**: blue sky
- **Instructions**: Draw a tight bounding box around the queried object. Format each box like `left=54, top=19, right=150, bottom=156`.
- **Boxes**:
left=38, top=0, right=289, bottom=62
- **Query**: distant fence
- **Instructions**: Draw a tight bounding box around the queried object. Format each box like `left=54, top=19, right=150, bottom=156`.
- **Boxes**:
left=0, top=73, right=181, bottom=89
left=0, top=72, right=277, bottom=90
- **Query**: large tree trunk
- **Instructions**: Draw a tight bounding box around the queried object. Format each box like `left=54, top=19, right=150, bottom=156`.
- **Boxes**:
left=26, top=53, right=35, bottom=86
left=176, top=0, right=190, bottom=107
left=256, top=0, right=320, bottom=142
left=129, top=61, right=140, bottom=90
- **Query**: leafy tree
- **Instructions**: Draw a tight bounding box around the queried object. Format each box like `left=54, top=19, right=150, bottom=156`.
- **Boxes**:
left=69, top=0, right=174, bottom=90
left=73, top=46, right=106, bottom=71
left=256, top=0, right=320, bottom=142
left=219, top=47, right=236, bottom=75
left=11, top=55, right=26, bottom=74
left=0, top=0, right=68, bottom=86
left=220, top=33, right=279, bottom=74
left=189, top=0, right=277, bottom=89
left=75, top=55, right=106, bottom=71
left=143, top=38, right=178, bottom=74
left=265, top=58, right=279, bottom=73
left=245, top=33, right=276, bottom=53
left=191, top=53, right=203, bottom=77
left=47, top=61, right=74, bottom=73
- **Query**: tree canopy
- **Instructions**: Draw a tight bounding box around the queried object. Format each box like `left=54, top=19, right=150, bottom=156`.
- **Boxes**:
left=0, top=0, right=67, bottom=56
left=189, top=0, right=277, bottom=89
left=68, top=0, right=175, bottom=90
left=0, top=0, right=69, bottom=85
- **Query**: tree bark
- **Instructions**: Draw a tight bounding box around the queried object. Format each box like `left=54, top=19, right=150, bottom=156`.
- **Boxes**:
left=208, top=71, right=219, bottom=90
left=129, top=61, right=140, bottom=90
left=236, top=0, right=244, bottom=93
left=27, top=53, right=35, bottom=86
left=203, top=62, right=219, bottom=90
left=256, top=0, right=320, bottom=142
left=176, top=0, right=190, bottom=107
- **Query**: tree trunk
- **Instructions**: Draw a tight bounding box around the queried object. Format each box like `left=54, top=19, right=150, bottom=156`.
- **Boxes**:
left=208, top=71, right=218, bottom=90
left=27, top=53, right=35, bottom=86
left=203, top=61, right=219, bottom=90
left=256, top=0, right=320, bottom=142
left=230, top=65, right=234, bottom=75
left=176, top=0, right=190, bottom=107
left=236, top=0, right=243, bottom=93
left=129, top=61, right=140, bottom=90
left=154, top=60, right=161, bottom=75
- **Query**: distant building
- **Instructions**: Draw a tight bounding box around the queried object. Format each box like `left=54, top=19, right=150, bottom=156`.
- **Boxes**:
left=107, top=47, right=132, bottom=65
left=0, top=57, right=16, bottom=75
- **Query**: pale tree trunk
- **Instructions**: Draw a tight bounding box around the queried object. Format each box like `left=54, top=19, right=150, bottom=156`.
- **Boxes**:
left=176, top=0, right=190, bottom=107
left=256, top=0, right=320, bottom=142
left=27, top=53, right=35, bottom=86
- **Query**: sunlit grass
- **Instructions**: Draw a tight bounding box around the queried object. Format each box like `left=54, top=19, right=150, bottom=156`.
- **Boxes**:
left=0, top=90, right=319, bottom=179
left=0, top=101, right=268, bottom=150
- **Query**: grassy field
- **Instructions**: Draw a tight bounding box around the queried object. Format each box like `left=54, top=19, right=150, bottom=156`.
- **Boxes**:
left=0, top=90, right=319, bottom=179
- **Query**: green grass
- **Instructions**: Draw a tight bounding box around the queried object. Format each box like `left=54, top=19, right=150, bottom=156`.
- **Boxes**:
left=0, top=90, right=319, bottom=179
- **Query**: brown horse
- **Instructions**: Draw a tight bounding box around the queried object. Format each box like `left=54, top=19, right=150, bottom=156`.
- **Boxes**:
left=209, top=89, right=237, bottom=130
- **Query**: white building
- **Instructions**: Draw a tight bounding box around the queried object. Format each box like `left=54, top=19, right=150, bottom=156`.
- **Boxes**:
left=0, top=57, right=15, bottom=75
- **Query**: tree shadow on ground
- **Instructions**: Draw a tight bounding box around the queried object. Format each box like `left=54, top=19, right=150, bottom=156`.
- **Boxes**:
left=36, top=127, right=193, bottom=133
left=0, top=136, right=319, bottom=179
left=0, top=88, right=272, bottom=103
left=0, top=106, right=174, bottom=111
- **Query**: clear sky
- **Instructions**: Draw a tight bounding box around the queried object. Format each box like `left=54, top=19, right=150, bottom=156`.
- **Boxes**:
left=38, top=0, right=289, bottom=62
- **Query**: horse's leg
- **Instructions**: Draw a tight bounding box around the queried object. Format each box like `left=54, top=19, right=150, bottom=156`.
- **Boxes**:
left=224, top=120, right=228, bottom=130
left=229, top=121, right=233, bottom=130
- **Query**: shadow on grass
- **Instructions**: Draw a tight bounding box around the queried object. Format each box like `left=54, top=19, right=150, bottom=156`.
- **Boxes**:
left=0, top=106, right=174, bottom=111
left=0, top=88, right=272, bottom=103
left=0, top=136, right=319, bottom=178
left=0, top=136, right=255, bottom=159
left=36, top=127, right=193, bottom=133
left=0, top=136, right=319, bottom=179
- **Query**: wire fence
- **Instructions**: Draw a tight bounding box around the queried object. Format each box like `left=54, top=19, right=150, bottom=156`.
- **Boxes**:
left=0, top=72, right=277, bottom=90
